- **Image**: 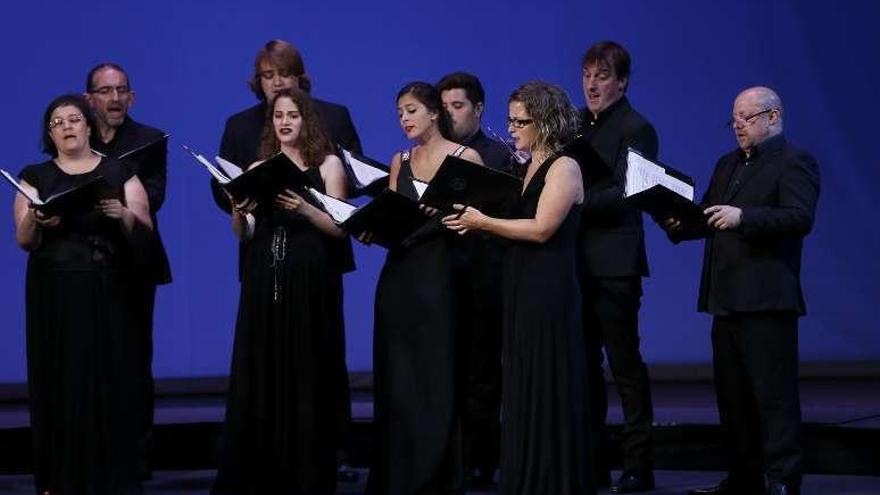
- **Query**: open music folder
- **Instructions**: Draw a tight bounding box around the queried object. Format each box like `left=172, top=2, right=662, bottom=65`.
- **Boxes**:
left=92, top=134, right=169, bottom=161
left=338, top=146, right=390, bottom=197
left=307, top=187, right=427, bottom=249
left=419, top=155, right=521, bottom=216
left=624, top=148, right=704, bottom=225
left=184, top=145, right=311, bottom=206
left=1, top=169, right=114, bottom=217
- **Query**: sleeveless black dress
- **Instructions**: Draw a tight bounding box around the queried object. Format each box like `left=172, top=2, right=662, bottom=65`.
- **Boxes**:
left=368, top=148, right=466, bottom=495
left=212, top=166, right=351, bottom=495
left=499, top=156, right=595, bottom=495
left=19, top=157, right=143, bottom=495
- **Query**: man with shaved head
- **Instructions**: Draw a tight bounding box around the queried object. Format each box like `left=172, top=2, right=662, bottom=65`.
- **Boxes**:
left=663, top=87, right=820, bottom=495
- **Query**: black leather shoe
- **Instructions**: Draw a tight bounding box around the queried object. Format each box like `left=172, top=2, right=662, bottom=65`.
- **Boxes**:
left=765, top=483, right=799, bottom=495
left=465, top=467, right=496, bottom=489
left=337, top=464, right=360, bottom=483
left=688, top=478, right=764, bottom=495
left=610, top=470, right=655, bottom=493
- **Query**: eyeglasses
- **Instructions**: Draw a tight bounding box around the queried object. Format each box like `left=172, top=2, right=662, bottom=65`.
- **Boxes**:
left=726, top=109, right=775, bottom=129
left=507, top=117, right=534, bottom=129
left=47, top=114, right=84, bottom=129
left=90, top=85, right=131, bottom=96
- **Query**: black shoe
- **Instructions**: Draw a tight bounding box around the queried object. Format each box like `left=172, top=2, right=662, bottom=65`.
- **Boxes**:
left=337, top=464, right=360, bottom=483
left=765, top=483, right=799, bottom=495
left=688, top=478, right=764, bottom=495
left=610, top=470, right=655, bottom=493
left=465, top=467, right=495, bottom=489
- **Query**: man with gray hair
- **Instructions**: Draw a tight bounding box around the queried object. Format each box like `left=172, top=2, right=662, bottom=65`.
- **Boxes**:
left=663, top=86, right=820, bottom=495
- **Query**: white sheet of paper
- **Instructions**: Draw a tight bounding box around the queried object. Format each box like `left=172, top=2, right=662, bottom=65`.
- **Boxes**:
left=215, top=156, right=244, bottom=180
left=625, top=150, right=694, bottom=201
left=342, top=149, right=388, bottom=187
left=182, top=146, right=231, bottom=184
left=307, top=187, right=357, bottom=223
left=412, top=179, right=428, bottom=199
left=1, top=169, right=42, bottom=205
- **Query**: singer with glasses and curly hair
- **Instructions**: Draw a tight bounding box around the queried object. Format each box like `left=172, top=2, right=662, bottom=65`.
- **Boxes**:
left=444, top=81, right=595, bottom=495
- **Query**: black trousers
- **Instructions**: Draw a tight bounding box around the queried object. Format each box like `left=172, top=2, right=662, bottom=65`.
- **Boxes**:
left=711, top=312, right=802, bottom=488
left=582, top=276, right=654, bottom=474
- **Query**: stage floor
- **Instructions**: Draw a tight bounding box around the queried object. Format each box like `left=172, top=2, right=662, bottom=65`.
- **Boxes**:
left=0, top=469, right=876, bottom=494
left=3, top=379, right=876, bottom=429
left=1, top=379, right=877, bottom=484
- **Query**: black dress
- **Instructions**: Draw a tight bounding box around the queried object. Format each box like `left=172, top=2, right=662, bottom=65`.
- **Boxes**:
left=19, top=157, right=143, bottom=495
left=368, top=148, right=465, bottom=495
left=212, top=166, right=351, bottom=495
left=499, top=156, right=594, bottom=495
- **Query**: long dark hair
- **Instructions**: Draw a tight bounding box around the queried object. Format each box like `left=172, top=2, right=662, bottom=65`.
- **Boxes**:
left=396, top=81, right=451, bottom=140
left=258, top=88, right=332, bottom=167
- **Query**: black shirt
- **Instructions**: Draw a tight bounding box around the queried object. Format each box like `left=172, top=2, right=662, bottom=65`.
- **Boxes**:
left=461, top=129, right=513, bottom=172
left=90, top=116, right=171, bottom=284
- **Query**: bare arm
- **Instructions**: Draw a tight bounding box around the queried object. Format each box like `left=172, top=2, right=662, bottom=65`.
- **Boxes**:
left=460, top=147, right=484, bottom=166
left=99, top=176, right=153, bottom=236
left=276, top=155, right=348, bottom=239
left=388, top=152, right=402, bottom=191
left=444, top=156, right=583, bottom=243
left=13, top=180, right=59, bottom=251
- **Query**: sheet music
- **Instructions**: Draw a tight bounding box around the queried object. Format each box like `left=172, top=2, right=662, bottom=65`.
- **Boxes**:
left=215, top=156, right=244, bottom=180
left=118, top=134, right=169, bottom=159
left=307, top=187, right=357, bottom=223
left=412, top=179, right=428, bottom=199
left=1, top=169, right=42, bottom=205
left=182, top=145, right=231, bottom=184
left=342, top=149, right=388, bottom=187
left=625, top=150, right=694, bottom=201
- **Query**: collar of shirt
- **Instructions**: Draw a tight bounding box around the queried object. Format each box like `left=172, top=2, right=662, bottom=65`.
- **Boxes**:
left=738, top=133, right=786, bottom=162
left=585, top=95, right=629, bottom=128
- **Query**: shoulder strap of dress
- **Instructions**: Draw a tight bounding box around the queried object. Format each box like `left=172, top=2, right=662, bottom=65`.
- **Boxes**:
left=451, top=145, right=468, bottom=158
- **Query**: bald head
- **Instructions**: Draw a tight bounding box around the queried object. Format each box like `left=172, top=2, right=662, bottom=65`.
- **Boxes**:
left=731, top=86, right=784, bottom=153
left=737, top=87, right=783, bottom=115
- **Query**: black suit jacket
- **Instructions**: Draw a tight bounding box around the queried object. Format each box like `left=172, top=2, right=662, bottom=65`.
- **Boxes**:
left=462, top=129, right=513, bottom=172
left=671, top=135, right=820, bottom=315
left=578, top=97, right=658, bottom=277
left=91, top=116, right=172, bottom=285
left=212, top=99, right=362, bottom=212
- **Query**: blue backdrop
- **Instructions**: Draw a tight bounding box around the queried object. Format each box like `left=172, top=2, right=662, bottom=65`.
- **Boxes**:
left=1, top=0, right=878, bottom=381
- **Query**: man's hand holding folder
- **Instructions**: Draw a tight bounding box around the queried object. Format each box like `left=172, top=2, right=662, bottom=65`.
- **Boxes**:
left=623, top=147, right=704, bottom=228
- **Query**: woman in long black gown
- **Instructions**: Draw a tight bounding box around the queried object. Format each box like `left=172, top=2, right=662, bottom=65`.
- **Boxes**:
left=212, top=88, right=353, bottom=495
left=367, top=82, right=483, bottom=495
left=443, top=81, right=595, bottom=495
left=13, top=94, right=153, bottom=495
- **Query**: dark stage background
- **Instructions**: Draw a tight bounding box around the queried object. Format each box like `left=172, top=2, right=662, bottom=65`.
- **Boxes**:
left=0, top=0, right=878, bottom=382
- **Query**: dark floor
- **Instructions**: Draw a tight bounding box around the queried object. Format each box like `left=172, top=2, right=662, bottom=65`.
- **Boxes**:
left=4, top=379, right=876, bottom=429
left=0, top=469, right=877, bottom=494
left=1, top=379, right=877, bottom=492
